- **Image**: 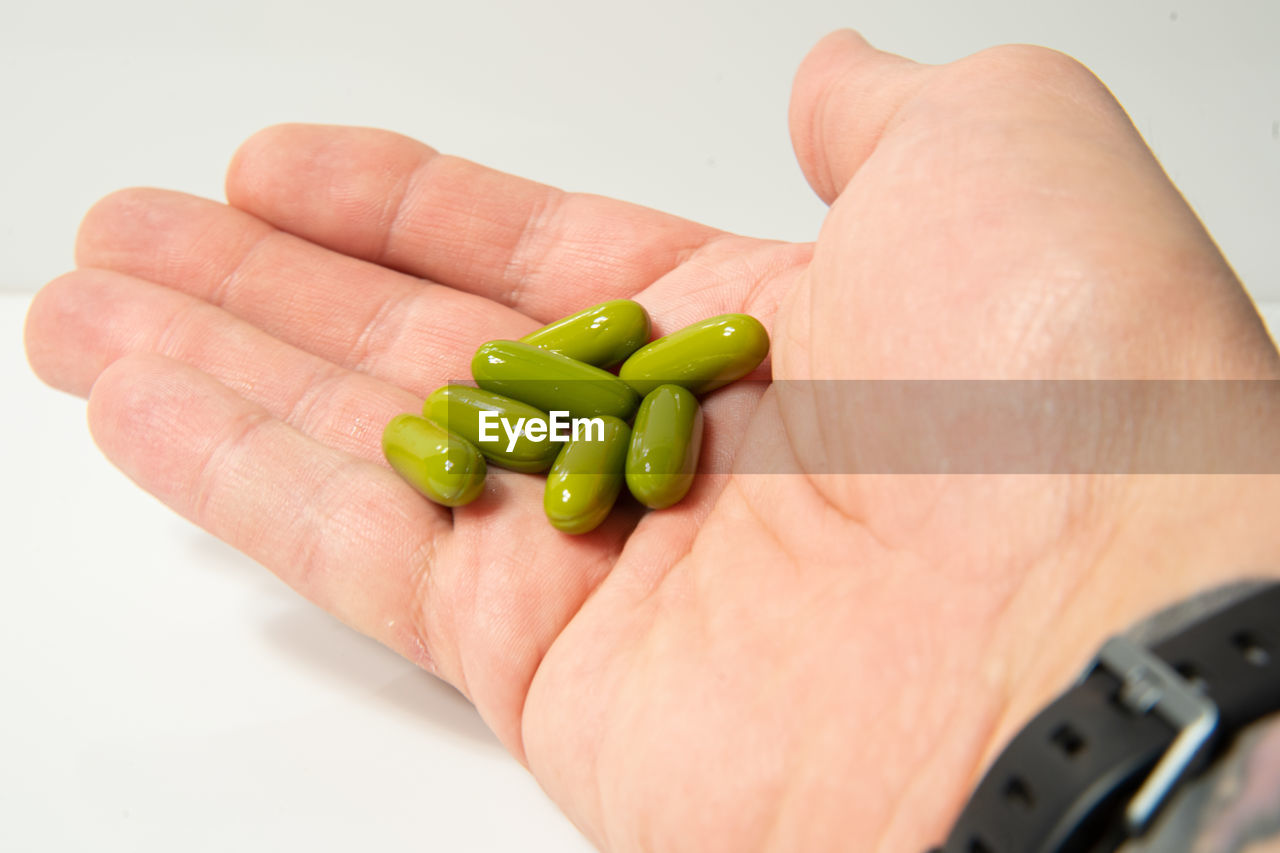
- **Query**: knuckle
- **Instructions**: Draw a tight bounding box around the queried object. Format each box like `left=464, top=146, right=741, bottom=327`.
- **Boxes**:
left=954, top=44, right=1108, bottom=101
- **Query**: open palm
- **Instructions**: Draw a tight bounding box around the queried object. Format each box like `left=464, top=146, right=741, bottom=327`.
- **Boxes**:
left=25, top=31, right=1280, bottom=852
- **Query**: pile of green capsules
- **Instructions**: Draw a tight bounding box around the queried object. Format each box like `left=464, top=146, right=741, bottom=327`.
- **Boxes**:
left=381, top=300, right=769, bottom=534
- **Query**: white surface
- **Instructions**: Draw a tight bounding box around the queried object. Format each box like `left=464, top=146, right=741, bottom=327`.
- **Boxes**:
left=1, top=1, right=1278, bottom=300
left=1, top=294, right=596, bottom=850
left=4, top=2, right=1279, bottom=850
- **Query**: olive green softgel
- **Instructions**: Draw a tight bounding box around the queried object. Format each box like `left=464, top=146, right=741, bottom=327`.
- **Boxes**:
left=619, top=313, right=770, bottom=397
left=543, top=416, right=630, bottom=534
left=382, top=414, right=487, bottom=507
left=625, top=384, right=703, bottom=509
left=424, top=385, right=561, bottom=473
left=472, top=339, right=641, bottom=421
left=383, top=303, right=770, bottom=529
left=520, top=299, right=651, bottom=367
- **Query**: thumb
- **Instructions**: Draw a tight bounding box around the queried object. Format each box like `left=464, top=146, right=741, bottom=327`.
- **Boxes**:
left=788, top=29, right=930, bottom=204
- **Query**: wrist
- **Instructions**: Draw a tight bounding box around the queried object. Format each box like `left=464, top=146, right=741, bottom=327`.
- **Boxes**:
left=948, top=473, right=1280, bottom=846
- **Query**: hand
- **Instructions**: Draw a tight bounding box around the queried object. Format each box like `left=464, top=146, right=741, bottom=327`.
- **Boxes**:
left=24, top=30, right=1280, bottom=851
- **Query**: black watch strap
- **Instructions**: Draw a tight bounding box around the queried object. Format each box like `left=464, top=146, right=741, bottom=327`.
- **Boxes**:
left=933, top=582, right=1280, bottom=853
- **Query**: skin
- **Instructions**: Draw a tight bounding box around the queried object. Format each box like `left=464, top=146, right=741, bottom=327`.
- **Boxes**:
left=22, top=29, right=1280, bottom=852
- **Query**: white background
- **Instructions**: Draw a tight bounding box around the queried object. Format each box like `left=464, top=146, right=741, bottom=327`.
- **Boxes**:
left=2, top=1, right=1278, bottom=851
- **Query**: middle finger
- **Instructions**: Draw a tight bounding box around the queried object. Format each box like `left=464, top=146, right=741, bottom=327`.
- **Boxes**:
left=74, top=188, right=535, bottom=396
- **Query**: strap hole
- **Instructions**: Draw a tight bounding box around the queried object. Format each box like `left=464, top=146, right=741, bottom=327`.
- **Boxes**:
left=1231, top=631, right=1270, bottom=667
left=1050, top=723, right=1085, bottom=757
left=1002, top=775, right=1035, bottom=809
left=1174, top=661, right=1209, bottom=692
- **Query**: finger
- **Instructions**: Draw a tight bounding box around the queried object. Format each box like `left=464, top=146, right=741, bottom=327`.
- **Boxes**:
left=74, top=189, right=533, bottom=397
left=86, top=352, right=448, bottom=668
left=224, top=123, right=724, bottom=319
left=89, top=352, right=636, bottom=757
left=40, top=277, right=638, bottom=756
left=25, top=267, right=418, bottom=462
left=788, top=29, right=931, bottom=203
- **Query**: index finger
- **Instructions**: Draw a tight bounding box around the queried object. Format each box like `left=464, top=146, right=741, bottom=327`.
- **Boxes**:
left=225, top=124, right=725, bottom=321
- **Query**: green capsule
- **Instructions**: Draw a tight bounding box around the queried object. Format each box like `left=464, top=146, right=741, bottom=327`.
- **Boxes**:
left=424, top=385, right=561, bottom=473
left=543, top=416, right=631, bottom=534
left=520, top=299, right=651, bottom=367
left=382, top=414, right=486, bottom=507
left=625, top=385, right=703, bottom=509
left=472, top=340, right=641, bottom=421
left=618, top=313, right=770, bottom=397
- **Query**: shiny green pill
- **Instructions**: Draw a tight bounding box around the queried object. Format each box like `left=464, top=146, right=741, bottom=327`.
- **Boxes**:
left=619, top=313, right=770, bottom=397
left=472, top=340, right=641, bottom=421
left=520, top=299, right=651, bottom=367
left=543, top=416, right=631, bottom=535
left=625, top=384, right=703, bottom=509
left=424, top=385, right=561, bottom=473
left=382, top=414, right=486, bottom=507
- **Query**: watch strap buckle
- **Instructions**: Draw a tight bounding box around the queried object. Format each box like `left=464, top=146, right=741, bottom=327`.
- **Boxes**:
left=1090, top=636, right=1220, bottom=834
